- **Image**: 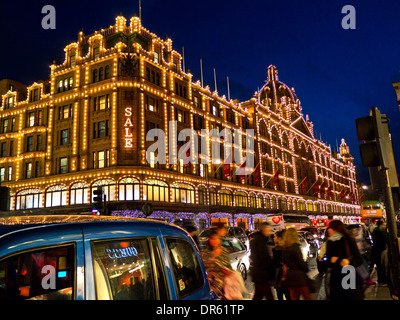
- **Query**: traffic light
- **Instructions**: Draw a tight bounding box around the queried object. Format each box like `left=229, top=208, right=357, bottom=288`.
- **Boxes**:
left=355, top=107, right=399, bottom=187
left=92, top=187, right=103, bottom=215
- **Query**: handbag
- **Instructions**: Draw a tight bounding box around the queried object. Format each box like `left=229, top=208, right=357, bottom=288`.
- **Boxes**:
left=345, top=240, right=369, bottom=281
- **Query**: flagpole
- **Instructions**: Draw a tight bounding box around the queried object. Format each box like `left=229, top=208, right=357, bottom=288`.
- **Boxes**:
left=200, top=59, right=204, bottom=87
left=214, top=68, right=217, bottom=92
left=306, top=180, right=318, bottom=194
left=182, top=47, right=185, bottom=73
left=263, top=168, right=279, bottom=188
left=227, top=76, right=231, bottom=101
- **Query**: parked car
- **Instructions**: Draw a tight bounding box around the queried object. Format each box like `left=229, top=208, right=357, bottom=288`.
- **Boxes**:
left=199, top=237, right=250, bottom=280
left=199, top=227, right=250, bottom=251
left=0, top=215, right=218, bottom=300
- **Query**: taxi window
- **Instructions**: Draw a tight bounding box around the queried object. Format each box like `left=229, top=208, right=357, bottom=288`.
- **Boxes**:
left=234, top=228, right=246, bottom=237
left=231, top=239, right=245, bottom=252
left=165, top=238, right=204, bottom=299
left=91, top=238, right=156, bottom=300
left=0, top=245, right=75, bottom=300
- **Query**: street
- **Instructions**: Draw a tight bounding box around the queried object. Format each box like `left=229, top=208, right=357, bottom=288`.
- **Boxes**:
left=243, top=256, right=393, bottom=300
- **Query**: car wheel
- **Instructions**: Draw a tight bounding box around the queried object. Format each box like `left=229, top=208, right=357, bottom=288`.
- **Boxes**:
left=238, top=263, right=247, bottom=281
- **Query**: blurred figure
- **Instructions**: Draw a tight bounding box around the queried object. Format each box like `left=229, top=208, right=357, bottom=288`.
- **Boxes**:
left=282, top=228, right=313, bottom=300
left=272, top=230, right=290, bottom=300
left=326, top=220, right=364, bottom=300
left=371, top=220, right=388, bottom=285
left=185, top=225, right=200, bottom=248
left=350, top=225, right=375, bottom=285
left=200, top=230, right=232, bottom=298
left=250, top=222, right=275, bottom=300
left=214, top=222, right=228, bottom=238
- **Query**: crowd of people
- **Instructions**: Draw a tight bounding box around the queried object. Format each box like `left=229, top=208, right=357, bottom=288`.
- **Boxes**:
left=191, top=219, right=392, bottom=300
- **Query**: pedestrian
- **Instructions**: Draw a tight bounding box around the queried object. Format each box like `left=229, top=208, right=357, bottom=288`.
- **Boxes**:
left=200, top=230, right=232, bottom=298
left=272, top=229, right=291, bottom=300
left=326, top=220, right=365, bottom=300
left=214, top=222, right=228, bottom=237
left=185, top=225, right=200, bottom=248
left=281, top=227, right=313, bottom=300
left=249, top=222, right=276, bottom=300
left=371, top=220, right=388, bottom=285
left=350, top=225, right=375, bottom=285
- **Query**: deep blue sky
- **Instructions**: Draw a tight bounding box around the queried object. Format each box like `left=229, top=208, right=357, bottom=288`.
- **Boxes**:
left=1, top=0, right=400, bottom=184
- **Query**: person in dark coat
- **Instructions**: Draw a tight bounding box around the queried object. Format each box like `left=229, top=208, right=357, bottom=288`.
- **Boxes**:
left=371, top=220, right=388, bottom=285
left=250, top=222, right=275, bottom=300
left=326, top=220, right=365, bottom=300
left=281, top=228, right=313, bottom=300
left=272, top=230, right=291, bottom=300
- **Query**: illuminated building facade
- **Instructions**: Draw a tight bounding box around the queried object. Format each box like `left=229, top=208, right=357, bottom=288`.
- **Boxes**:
left=0, top=16, right=360, bottom=228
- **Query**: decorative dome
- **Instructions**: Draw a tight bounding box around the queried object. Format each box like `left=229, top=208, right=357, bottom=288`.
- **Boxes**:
left=258, top=65, right=300, bottom=114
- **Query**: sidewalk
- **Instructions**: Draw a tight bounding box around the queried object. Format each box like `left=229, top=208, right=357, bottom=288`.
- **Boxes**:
left=364, top=268, right=392, bottom=300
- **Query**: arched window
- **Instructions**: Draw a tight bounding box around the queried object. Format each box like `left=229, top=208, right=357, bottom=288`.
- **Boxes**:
left=209, top=187, right=217, bottom=205
left=70, top=182, right=88, bottom=205
left=91, top=179, right=116, bottom=202
left=249, top=193, right=256, bottom=208
left=16, top=188, right=42, bottom=210
left=271, top=197, right=277, bottom=209
left=279, top=197, right=287, bottom=210
left=143, top=179, right=168, bottom=202
left=256, top=194, right=263, bottom=208
left=271, top=127, right=279, bottom=144
left=171, top=183, right=194, bottom=204
left=282, top=133, right=289, bottom=149
left=46, top=185, right=67, bottom=207
left=219, top=190, right=233, bottom=206
left=259, top=122, right=268, bottom=138
left=265, top=196, right=271, bottom=209
left=298, top=201, right=306, bottom=211
left=198, top=186, right=206, bottom=205
left=235, top=191, right=247, bottom=207
left=119, top=177, right=140, bottom=201
left=307, top=202, right=314, bottom=212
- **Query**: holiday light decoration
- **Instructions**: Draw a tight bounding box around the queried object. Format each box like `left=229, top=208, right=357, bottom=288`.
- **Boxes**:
left=0, top=15, right=360, bottom=222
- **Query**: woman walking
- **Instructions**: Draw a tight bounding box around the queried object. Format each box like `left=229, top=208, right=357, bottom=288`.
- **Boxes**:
left=282, top=228, right=313, bottom=300
left=326, top=220, right=365, bottom=300
left=200, top=230, right=232, bottom=298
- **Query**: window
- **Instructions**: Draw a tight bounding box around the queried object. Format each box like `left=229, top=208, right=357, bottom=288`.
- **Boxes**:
left=143, top=179, right=169, bottom=202
left=11, top=118, right=15, bottom=132
left=147, top=97, right=158, bottom=112
left=119, top=177, right=140, bottom=201
left=35, top=161, right=39, bottom=178
left=60, top=129, right=69, bottom=145
left=154, top=52, right=159, bottom=63
left=26, top=162, right=32, bottom=179
left=59, top=158, right=68, bottom=174
left=176, top=108, right=183, bottom=123
left=70, top=55, right=76, bottom=67
left=0, top=245, right=75, bottom=300
left=8, top=166, right=12, bottom=181
left=9, top=141, right=13, bottom=156
left=209, top=188, right=217, bottom=205
left=15, top=188, right=42, bottom=210
left=2, top=119, right=8, bottom=133
left=0, top=168, right=4, bottom=182
left=99, top=67, right=104, bottom=81
left=70, top=182, right=88, bottom=205
left=46, top=185, right=67, bottom=207
left=98, top=151, right=105, bottom=168
left=64, top=79, right=68, bottom=91
left=171, top=183, right=195, bottom=204
left=93, top=47, right=100, bottom=59
left=28, top=112, right=35, bottom=127
left=58, top=80, right=63, bottom=93
left=59, top=104, right=71, bottom=120
left=219, top=190, right=233, bottom=206
left=98, top=121, right=106, bottom=138
left=235, top=192, right=247, bottom=207
left=165, top=238, right=204, bottom=298
left=27, top=136, right=34, bottom=152
left=91, top=238, right=162, bottom=300
left=198, top=186, right=206, bottom=205
left=105, top=65, right=110, bottom=79
left=91, top=179, right=115, bottom=202
left=93, top=69, right=98, bottom=83
left=69, top=77, right=73, bottom=90
left=1, top=142, right=6, bottom=157
left=33, top=89, right=39, bottom=101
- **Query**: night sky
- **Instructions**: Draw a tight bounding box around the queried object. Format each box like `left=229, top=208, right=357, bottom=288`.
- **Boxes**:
left=1, top=0, right=400, bottom=184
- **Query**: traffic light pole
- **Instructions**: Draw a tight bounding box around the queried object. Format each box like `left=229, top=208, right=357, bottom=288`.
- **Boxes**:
left=380, top=167, right=400, bottom=297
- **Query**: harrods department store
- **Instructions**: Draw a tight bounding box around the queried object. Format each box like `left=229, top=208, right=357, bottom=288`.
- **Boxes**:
left=0, top=16, right=360, bottom=227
